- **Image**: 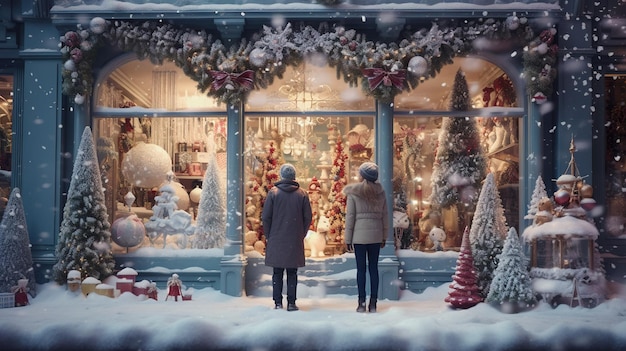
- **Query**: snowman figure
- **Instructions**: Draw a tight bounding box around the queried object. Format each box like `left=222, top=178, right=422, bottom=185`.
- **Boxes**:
left=429, top=227, right=446, bottom=251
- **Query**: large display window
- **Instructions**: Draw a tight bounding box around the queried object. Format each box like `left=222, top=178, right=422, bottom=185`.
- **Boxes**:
left=0, top=73, right=12, bottom=218
left=244, top=62, right=375, bottom=257
left=394, top=57, right=522, bottom=252
left=94, top=58, right=227, bottom=252
left=605, top=74, right=626, bottom=239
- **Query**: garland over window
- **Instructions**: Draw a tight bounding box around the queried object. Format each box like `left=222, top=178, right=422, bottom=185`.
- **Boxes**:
left=60, top=16, right=557, bottom=105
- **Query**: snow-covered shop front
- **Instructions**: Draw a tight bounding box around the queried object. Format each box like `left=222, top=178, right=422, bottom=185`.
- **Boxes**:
left=2, top=0, right=624, bottom=299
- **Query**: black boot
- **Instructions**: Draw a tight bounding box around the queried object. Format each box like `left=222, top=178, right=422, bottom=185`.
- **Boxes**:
left=368, top=298, right=377, bottom=313
left=356, top=300, right=366, bottom=313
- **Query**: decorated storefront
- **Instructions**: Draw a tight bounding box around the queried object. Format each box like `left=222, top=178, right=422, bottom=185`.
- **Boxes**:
left=4, top=0, right=623, bottom=300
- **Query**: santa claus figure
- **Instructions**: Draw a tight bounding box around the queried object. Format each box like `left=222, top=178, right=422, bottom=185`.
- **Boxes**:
left=166, top=274, right=182, bottom=301
left=12, top=279, right=29, bottom=307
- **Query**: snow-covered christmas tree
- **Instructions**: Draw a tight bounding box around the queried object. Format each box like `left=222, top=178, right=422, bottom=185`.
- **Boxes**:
left=429, top=69, right=487, bottom=240
left=52, top=127, right=115, bottom=284
left=525, top=174, right=548, bottom=220
left=486, top=227, right=536, bottom=311
left=469, top=172, right=507, bottom=298
left=445, top=226, right=482, bottom=309
left=192, top=153, right=226, bottom=249
left=0, top=188, right=37, bottom=296
left=326, top=134, right=348, bottom=244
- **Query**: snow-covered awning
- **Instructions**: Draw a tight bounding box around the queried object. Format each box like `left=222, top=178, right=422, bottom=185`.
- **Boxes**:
left=522, top=215, right=599, bottom=241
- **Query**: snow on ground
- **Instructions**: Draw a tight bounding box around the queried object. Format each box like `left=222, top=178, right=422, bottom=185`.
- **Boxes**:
left=1, top=281, right=625, bottom=351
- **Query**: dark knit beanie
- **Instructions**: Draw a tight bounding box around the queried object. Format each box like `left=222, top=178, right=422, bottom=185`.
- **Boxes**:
left=280, top=163, right=297, bottom=180
left=359, top=162, right=379, bottom=182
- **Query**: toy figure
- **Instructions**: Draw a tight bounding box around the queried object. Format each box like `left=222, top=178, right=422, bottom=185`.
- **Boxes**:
left=166, top=273, right=182, bottom=301
left=429, top=227, right=446, bottom=251
left=12, top=279, right=29, bottom=307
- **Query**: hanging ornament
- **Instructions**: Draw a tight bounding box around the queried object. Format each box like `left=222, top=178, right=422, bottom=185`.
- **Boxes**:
left=124, top=191, right=136, bottom=210
left=190, top=185, right=202, bottom=203
left=249, top=48, right=268, bottom=67
left=122, top=142, right=173, bottom=189
left=111, top=214, right=145, bottom=250
left=408, top=56, right=428, bottom=76
left=580, top=198, right=596, bottom=211
left=74, top=94, right=85, bottom=105
left=580, top=184, right=594, bottom=198
left=532, top=92, right=547, bottom=104
left=554, top=189, right=571, bottom=206
left=89, top=17, right=107, bottom=34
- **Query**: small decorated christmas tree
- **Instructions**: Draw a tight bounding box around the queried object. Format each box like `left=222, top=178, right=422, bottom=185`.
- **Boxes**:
left=52, top=127, right=115, bottom=284
left=0, top=188, right=37, bottom=297
left=445, top=226, right=482, bottom=309
left=326, top=135, right=348, bottom=243
left=486, top=227, right=536, bottom=312
left=192, top=153, right=226, bottom=249
left=429, top=69, right=486, bottom=240
left=525, top=174, right=548, bottom=220
left=469, top=173, right=507, bottom=298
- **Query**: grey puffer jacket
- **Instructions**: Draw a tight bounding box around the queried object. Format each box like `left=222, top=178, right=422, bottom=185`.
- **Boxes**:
left=343, top=181, right=389, bottom=245
left=262, top=180, right=313, bottom=268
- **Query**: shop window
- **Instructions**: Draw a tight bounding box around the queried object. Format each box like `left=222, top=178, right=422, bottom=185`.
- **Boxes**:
left=605, top=74, right=626, bottom=239
left=244, top=62, right=375, bottom=257
left=94, top=58, right=227, bottom=252
left=394, top=57, right=521, bottom=252
left=0, top=74, right=12, bottom=218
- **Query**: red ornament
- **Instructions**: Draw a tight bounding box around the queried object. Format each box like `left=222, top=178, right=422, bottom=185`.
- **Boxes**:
left=580, top=198, right=596, bottom=211
left=554, top=189, right=571, bottom=206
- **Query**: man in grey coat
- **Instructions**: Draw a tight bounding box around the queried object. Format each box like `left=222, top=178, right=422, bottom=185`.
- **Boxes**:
left=262, top=163, right=312, bottom=311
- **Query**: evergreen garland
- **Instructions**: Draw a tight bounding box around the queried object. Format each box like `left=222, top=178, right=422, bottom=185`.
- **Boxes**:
left=60, top=16, right=556, bottom=106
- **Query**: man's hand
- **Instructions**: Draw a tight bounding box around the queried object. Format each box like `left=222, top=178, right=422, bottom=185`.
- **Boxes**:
left=346, top=244, right=354, bottom=253
left=381, top=241, right=386, bottom=248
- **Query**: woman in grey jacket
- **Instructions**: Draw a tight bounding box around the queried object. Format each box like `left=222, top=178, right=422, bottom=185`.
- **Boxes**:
left=343, top=162, right=389, bottom=313
left=262, top=164, right=313, bottom=311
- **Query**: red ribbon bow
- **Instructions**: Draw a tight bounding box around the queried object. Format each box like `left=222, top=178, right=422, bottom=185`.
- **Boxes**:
left=210, top=70, right=255, bottom=91
left=362, top=68, right=406, bottom=91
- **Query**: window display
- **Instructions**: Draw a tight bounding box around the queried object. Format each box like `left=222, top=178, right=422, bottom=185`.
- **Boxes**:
left=0, top=74, right=12, bottom=218
left=243, top=116, right=374, bottom=256
left=605, top=74, right=626, bottom=239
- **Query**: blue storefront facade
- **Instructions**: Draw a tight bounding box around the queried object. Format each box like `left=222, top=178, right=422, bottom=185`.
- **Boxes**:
left=1, top=0, right=624, bottom=299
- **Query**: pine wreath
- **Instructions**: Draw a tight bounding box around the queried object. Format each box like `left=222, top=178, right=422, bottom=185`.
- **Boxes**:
left=60, top=16, right=556, bottom=106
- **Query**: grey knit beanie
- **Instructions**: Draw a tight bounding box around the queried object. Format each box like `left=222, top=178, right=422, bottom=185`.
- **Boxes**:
left=359, top=162, right=379, bottom=182
left=280, top=163, right=297, bottom=180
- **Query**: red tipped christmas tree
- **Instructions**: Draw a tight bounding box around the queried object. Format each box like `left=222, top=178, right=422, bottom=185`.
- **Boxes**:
left=445, top=226, right=483, bottom=309
left=326, top=135, right=348, bottom=243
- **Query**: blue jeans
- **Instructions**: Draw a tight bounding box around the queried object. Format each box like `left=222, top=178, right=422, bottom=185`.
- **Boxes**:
left=354, top=243, right=380, bottom=302
left=272, top=267, right=298, bottom=304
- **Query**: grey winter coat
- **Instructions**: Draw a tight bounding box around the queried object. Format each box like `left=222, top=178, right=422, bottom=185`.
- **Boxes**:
left=262, top=180, right=313, bottom=268
left=343, top=181, right=389, bottom=245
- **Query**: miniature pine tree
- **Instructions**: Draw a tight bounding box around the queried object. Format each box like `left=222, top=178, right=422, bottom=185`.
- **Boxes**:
left=525, top=174, right=548, bottom=220
left=327, top=134, right=348, bottom=243
left=52, top=127, right=115, bottom=284
left=192, top=154, right=226, bottom=249
left=469, top=173, right=507, bottom=298
left=0, top=188, right=37, bottom=296
left=445, top=226, right=482, bottom=309
left=486, top=227, right=536, bottom=309
left=429, top=69, right=486, bottom=231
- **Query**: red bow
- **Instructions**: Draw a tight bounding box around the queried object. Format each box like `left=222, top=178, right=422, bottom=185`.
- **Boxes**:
left=362, top=68, right=406, bottom=91
left=210, top=70, right=255, bottom=91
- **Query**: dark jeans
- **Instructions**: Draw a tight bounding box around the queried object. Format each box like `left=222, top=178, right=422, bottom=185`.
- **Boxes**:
left=354, top=243, right=380, bottom=302
left=272, top=267, right=298, bottom=304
